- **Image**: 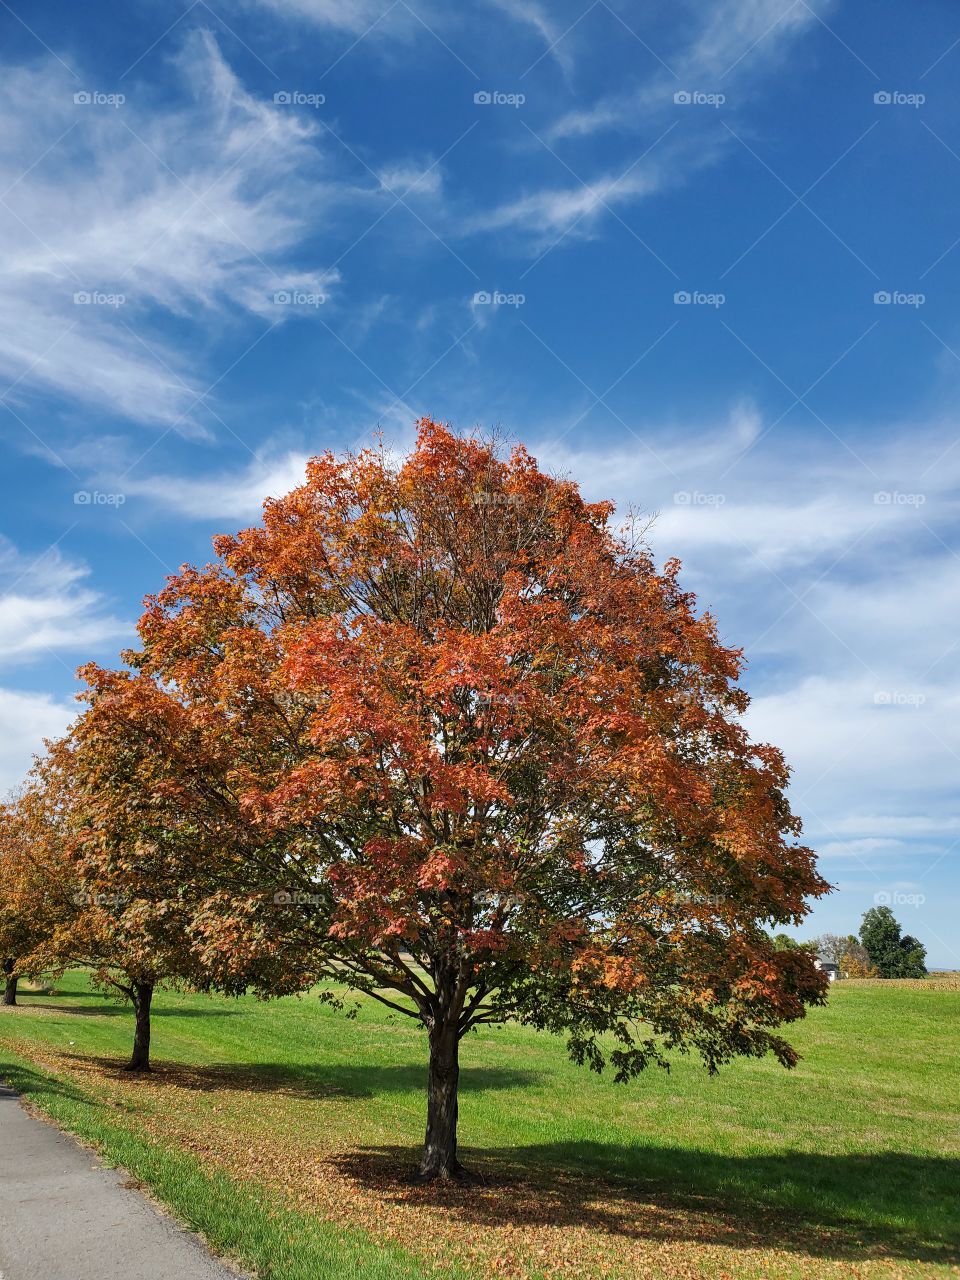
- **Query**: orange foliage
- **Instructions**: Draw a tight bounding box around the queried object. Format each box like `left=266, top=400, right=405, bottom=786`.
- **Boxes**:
left=39, top=420, right=829, bottom=1170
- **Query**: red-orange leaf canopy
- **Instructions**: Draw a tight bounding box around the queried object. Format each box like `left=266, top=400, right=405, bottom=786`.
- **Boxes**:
left=71, top=420, right=828, bottom=1174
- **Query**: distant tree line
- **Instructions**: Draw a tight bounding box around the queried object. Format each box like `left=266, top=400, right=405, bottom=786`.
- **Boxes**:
left=769, top=905, right=928, bottom=979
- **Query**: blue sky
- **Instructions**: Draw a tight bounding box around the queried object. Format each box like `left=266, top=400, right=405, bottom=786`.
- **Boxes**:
left=2, top=0, right=959, bottom=964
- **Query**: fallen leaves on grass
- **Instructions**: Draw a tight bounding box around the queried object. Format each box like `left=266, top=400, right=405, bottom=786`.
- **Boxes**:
left=7, top=1041, right=956, bottom=1280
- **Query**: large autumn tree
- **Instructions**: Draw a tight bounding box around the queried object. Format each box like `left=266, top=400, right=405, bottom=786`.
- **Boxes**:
left=75, top=420, right=829, bottom=1179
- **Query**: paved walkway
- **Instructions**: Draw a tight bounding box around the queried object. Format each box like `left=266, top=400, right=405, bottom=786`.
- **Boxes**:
left=0, top=1084, right=246, bottom=1280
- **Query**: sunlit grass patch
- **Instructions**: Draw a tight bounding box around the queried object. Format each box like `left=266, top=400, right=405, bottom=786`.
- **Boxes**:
left=2, top=971, right=958, bottom=1279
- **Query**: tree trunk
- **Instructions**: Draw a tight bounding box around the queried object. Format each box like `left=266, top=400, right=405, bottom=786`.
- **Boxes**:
left=2, top=959, right=17, bottom=1007
left=125, top=981, right=153, bottom=1071
left=418, top=1021, right=465, bottom=1180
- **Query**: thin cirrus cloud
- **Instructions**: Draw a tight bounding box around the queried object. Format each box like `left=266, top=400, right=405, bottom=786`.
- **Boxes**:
left=229, top=0, right=411, bottom=35
left=0, top=29, right=337, bottom=432
left=827, top=815, right=960, bottom=839
left=484, top=0, right=577, bottom=75
left=222, top=0, right=825, bottom=252
left=232, top=0, right=574, bottom=55
left=548, top=0, right=833, bottom=141
left=377, top=162, right=444, bottom=198
left=0, top=538, right=129, bottom=667
left=123, top=448, right=312, bottom=523
left=465, top=0, right=825, bottom=246
left=465, top=167, right=669, bottom=242
left=464, top=123, right=706, bottom=250
left=816, top=837, right=910, bottom=859
left=536, top=409, right=960, bottom=573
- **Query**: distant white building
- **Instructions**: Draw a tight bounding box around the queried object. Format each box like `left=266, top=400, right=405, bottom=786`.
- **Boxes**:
left=815, top=958, right=839, bottom=982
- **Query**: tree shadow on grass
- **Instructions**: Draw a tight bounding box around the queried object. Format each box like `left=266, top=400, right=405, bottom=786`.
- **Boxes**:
left=14, top=989, right=91, bottom=998
left=5, top=1045, right=954, bottom=1270
left=327, top=1142, right=960, bottom=1268
left=32, top=1004, right=239, bottom=1019
left=60, top=1056, right=539, bottom=1100
left=0, top=1061, right=93, bottom=1107
left=14, top=991, right=238, bottom=1019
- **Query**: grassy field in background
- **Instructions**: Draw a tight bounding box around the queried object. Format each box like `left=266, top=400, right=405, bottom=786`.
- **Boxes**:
left=1, top=971, right=958, bottom=1279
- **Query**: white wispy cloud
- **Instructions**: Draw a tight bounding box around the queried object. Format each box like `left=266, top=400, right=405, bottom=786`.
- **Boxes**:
left=550, top=0, right=831, bottom=140
left=489, top=1, right=828, bottom=252
left=234, top=0, right=571, bottom=53
left=123, top=447, right=311, bottom=522
left=378, top=161, right=444, bottom=198
left=684, top=0, right=823, bottom=82
left=231, top=0, right=408, bottom=35
left=831, top=814, right=960, bottom=836
left=534, top=402, right=762, bottom=495
left=467, top=0, right=819, bottom=246
left=0, top=30, right=337, bottom=430
left=0, top=688, right=76, bottom=798
left=0, top=538, right=129, bottom=666
left=816, top=837, right=907, bottom=859
left=535, top=407, right=960, bottom=572
left=0, top=535, right=140, bottom=792
left=466, top=167, right=666, bottom=241
left=485, top=0, right=576, bottom=75
left=745, top=674, right=960, bottom=831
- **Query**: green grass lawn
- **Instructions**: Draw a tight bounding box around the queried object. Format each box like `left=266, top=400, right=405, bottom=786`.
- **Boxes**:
left=1, top=971, right=958, bottom=1279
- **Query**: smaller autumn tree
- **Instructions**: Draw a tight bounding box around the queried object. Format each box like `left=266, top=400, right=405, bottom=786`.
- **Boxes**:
left=839, top=936, right=875, bottom=978
left=0, top=771, right=81, bottom=1006
left=0, top=818, right=38, bottom=1004
left=67, top=657, right=326, bottom=1010
left=813, top=933, right=876, bottom=977
left=859, top=906, right=927, bottom=979
left=20, top=737, right=218, bottom=1072
left=95, top=420, right=830, bottom=1180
